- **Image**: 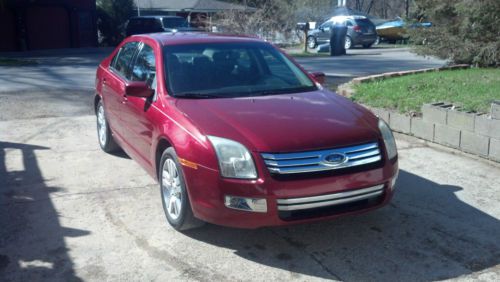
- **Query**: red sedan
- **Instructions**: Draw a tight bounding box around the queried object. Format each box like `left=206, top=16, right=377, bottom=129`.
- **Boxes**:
left=94, top=33, right=399, bottom=230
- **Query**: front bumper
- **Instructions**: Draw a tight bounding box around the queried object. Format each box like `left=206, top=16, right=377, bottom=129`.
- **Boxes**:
left=183, top=157, right=398, bottom=229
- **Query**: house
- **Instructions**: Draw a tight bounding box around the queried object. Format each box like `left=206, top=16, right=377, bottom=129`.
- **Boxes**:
left=136, top=0, right=255, bottom=28
left=0, top=0, right=97, bottom=52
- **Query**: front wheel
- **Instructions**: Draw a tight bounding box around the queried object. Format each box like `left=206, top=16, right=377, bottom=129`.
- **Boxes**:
left=344, top=36, right=353, bottom=49
left=159, top=148, right=204, bottom=231
left=307, top=36, right=317, bottom=49
left=96, top=100, right=120, bottom=153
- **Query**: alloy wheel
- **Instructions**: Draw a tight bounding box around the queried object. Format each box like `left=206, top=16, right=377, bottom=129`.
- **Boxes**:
left=307, top=37, right=316, bottom=49
left=97, top=105, right=107, bottom=147
left=161, top=158, right=183, bottom=220
left=345, top=37, right=352, bottom=49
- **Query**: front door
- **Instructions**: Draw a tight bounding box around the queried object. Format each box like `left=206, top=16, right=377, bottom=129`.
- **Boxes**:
left=119, top=43, right=157, bottom=169
left=102, top=42, right=139, bottom=140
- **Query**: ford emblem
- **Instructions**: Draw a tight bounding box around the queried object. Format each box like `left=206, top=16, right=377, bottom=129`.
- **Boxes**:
left=324, top=153, right=348, bottom=166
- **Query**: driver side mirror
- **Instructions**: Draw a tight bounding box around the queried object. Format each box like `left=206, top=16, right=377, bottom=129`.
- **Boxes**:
left=311, top=72, right=326, bottom=85
left=125, top=81, right=154, bottom=98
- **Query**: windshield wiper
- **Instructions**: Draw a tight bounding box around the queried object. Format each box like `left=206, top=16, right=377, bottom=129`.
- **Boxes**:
left=252, top=86, right=316, bottom=96
left=174, top=93, right=223, bottom=99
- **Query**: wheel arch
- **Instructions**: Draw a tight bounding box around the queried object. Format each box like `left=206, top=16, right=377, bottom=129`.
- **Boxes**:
left=94, top=94, right=101, bottom=115
left=155, top=137, right=173, bottom=180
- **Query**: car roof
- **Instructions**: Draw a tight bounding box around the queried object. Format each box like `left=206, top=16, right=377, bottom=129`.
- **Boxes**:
left=130, top=32, right=265, bottom=46
left=327, top=15, right=368, bottom=22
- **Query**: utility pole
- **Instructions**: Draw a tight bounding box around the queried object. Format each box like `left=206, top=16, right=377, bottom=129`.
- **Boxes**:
left=136, top=0, right=141, bottom=16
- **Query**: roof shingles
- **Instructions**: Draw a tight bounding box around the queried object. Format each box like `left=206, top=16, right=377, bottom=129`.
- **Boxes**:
left=138, top=0, right=253, bottom=12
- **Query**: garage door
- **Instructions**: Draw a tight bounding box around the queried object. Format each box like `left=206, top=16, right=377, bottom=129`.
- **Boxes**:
left=26, top=6, right=71, bottom=50
left=0, top=9, right=17, bottom=51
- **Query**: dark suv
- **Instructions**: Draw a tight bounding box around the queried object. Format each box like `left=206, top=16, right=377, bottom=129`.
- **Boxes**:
left=307, top=16, right=377, bottom=49
left=126, top=16, right=200, bottom=36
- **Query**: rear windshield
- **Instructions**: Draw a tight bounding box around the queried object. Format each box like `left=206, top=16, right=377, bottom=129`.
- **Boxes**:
left=163, top=18, right=189, bottom=28
left=355, top=19, right=374, bottom=27
left=163, top=42, right=316, bottom=98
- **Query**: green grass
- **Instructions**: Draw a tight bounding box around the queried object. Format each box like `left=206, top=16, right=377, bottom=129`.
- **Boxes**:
left=0, top=57, right=38, bottom=66
left=352, top=68, right=500, bottom=114
left=290, top=51, right=330, bottom=58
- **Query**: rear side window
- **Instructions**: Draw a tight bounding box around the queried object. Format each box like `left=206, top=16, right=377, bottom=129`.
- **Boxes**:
left=131, top=44, right=156, bottom=87
left=111, top=42, right=139, bottom=78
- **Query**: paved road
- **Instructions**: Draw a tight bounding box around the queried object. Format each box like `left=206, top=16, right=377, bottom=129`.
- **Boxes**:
left=295, top=47, right=446, bottom=86
left=0, top=48, right=112, bottom=92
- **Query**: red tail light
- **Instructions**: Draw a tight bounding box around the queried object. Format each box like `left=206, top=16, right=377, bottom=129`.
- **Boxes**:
left=353, top=25, right=362, bottom=32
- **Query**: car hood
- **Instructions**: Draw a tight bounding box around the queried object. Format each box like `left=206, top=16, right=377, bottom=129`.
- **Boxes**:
left=174, top=90, right=380, bottom=153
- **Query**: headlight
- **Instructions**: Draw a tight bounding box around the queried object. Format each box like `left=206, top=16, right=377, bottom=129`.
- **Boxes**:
left=208, top=136, right=257, bottom=179
left=378, top=119, right=397, bottom=160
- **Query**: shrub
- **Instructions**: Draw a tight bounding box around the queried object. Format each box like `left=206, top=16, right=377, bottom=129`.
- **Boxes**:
left=96, top=0, right=135, bottom=46
left=409, top=0, right=500, bottom=67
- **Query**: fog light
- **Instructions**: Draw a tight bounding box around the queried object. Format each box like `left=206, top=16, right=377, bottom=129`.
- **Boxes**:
left=391, top=170, right=399, bottom=189
left=224, top=196, right=267, bottom=213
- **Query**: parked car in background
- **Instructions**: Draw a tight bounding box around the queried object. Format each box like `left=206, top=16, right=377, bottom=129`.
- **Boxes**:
left=126, top=16, right=201, bottom=36
left=307, top=15, right=377, bottom=49
left=94, top=33, right=399, bottom=231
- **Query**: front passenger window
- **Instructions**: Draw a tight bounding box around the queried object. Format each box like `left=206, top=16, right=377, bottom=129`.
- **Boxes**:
left=112, top=42, right=139, bottom=78
left=131, top=44, right=156, bottom=87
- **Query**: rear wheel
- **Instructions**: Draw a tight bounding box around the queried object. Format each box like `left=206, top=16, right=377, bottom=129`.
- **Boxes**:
left=344, top=36, right=353, bottom=49
left=96, top=100, right=120, bottom=153
left=159, top=148, right=203, bottom=231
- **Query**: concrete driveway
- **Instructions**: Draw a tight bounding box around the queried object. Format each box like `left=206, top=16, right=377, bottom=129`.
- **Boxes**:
left=1, top=48, right=498, bottom=281
left=1, top=112, right=499, bottom=281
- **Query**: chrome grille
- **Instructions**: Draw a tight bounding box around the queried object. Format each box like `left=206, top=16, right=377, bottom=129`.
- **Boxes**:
left=277, top=184, right=385, bottom=211
left=261, top=142, right=381, bottom=174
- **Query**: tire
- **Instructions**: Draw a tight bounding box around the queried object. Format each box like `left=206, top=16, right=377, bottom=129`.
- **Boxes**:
left=374, top=36, right=380, bottom=45
left=159, top=148, right=204, bottom=231
left=307, top=36, right=317, bottom=49
left=96, top=100, right=120, bottom=153
left=344, top=36, right=353, bottom=49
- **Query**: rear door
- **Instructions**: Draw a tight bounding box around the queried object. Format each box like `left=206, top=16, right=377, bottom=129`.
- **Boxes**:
left=102, top=42, right=139, bottom=140
left=119, top=42, right=157, bottom=167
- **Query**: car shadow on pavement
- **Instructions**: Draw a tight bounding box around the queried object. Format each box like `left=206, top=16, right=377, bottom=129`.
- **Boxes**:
left=185, top=169, right=500, bottom=281
left=0, top=141, right=89, bottom=281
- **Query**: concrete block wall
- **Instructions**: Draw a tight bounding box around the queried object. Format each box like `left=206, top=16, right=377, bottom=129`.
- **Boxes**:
left=367, top=102, right=500, bottom=163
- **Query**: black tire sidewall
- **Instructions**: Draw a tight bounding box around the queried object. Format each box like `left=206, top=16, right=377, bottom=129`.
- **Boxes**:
left=159, top=148, right=190, bottom=229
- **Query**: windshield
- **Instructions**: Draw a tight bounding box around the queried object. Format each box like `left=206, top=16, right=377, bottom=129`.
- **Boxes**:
left=163, top=18, right=189, bottom=28
left=163, top=42, right=316, bottom=98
